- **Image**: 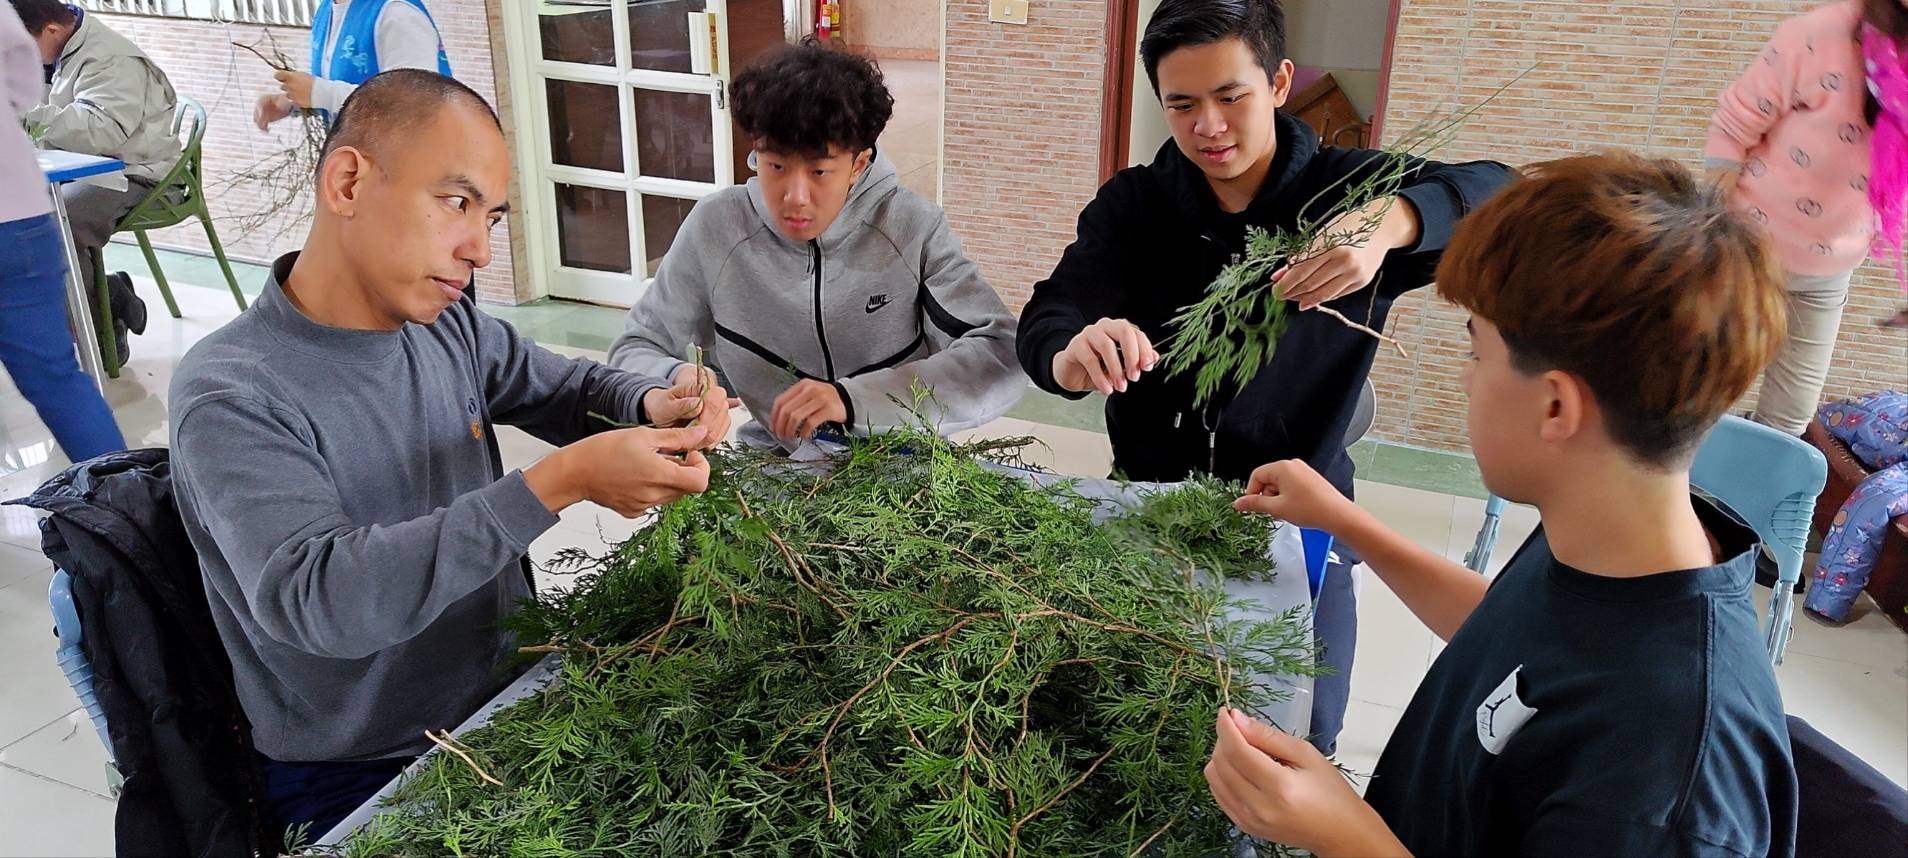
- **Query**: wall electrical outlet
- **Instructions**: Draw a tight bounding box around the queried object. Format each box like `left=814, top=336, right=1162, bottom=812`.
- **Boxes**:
left=989, top=0, right=1029, bottom=26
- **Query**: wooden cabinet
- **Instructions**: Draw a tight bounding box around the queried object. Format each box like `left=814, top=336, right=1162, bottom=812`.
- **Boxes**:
left=1287, top=71, right=1370, bottom=149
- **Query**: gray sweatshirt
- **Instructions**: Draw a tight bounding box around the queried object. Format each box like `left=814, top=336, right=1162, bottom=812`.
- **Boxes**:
left=607, top=155, right=1023, bottom=448
left=169, top=254, right=666, bottom=762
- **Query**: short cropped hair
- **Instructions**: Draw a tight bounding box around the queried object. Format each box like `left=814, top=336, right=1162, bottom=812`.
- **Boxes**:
left=1140, top=0, right=1287, bottom=97
left=730, top=39, right=892, bottom=158
left=318, top=69, right=500, bottom=173
left=10, top=0, right=76, bottom=36
left=1436, top=152, right=1787, bottom=467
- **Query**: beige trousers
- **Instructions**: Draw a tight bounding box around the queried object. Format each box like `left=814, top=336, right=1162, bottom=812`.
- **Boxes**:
left=1754, top=268, right=1855, bottom=435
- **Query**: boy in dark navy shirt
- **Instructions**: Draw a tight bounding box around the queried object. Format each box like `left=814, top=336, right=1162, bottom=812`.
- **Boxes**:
left=1203, top=152, right=1799, bottom=857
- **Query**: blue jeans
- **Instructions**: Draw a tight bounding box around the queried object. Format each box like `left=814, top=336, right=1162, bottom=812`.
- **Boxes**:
left=1309, top=542, right=1358, bottom=755
left=0, top=214, right=124, bottom=461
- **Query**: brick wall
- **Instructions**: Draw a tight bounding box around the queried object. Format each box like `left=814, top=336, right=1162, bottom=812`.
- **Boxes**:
left=92, top=1, right=525, bottom=304
left=941, top=0, right=1105, bottom=310
left=1368, top=0, right=1908, bottom=451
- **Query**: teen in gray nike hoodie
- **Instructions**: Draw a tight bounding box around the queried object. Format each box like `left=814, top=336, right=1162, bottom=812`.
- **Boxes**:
left=607, top=43, right=1023, bottom=450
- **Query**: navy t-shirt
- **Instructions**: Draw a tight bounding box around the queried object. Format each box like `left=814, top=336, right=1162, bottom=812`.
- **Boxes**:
left=1364, top=497, right=1798, bottom=857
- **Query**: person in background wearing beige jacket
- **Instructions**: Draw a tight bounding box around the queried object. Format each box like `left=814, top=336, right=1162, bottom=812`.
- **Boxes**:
left=12, top=0, right=180, bottom=366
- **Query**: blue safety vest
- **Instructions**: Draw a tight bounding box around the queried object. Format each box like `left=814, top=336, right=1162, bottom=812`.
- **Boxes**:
left=310, top=0, right=453, bottom=123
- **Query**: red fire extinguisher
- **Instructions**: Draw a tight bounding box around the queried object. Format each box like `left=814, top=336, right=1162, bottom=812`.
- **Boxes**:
left=816, top=2, right=841, bottom=42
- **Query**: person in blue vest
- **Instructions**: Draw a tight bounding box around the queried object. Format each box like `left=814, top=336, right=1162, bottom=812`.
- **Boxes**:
left=254, top=0, right=451, bottom=131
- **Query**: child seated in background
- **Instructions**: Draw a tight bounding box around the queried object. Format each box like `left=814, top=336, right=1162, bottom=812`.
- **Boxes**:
left=1205, top=151, right=1799, bottom=857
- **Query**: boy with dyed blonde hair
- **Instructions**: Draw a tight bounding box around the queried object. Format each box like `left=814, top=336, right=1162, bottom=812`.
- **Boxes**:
left=1206, top=152, right=1800, bottom=857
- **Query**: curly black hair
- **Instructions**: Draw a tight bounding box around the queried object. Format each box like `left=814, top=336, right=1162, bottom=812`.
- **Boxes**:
left=730, top=39, right=894, bottom=158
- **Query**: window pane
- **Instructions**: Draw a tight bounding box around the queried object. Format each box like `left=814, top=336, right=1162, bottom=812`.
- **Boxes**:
left=546, top=79, right=624, bottom=173
left=632, top=88, right=715, bottom=183
left=539, top=4, right=615, bottom=66
left=640, top=194, right=698, bottom=277
left=554, top=183, right=631, bottom=274
left=628, top=0, right=698, bottom=74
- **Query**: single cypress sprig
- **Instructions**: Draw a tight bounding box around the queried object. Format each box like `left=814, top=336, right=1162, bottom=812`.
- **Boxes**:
left=1157, top=71, right=1532, bottom=409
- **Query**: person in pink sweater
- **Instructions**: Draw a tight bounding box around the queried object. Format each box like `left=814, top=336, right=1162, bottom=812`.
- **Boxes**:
left=1708, top=0, right=1908, bottom=435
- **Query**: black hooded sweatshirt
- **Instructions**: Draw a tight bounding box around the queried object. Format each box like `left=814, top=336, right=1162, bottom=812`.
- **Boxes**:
left=1017, top=112, right=1512, bottom=491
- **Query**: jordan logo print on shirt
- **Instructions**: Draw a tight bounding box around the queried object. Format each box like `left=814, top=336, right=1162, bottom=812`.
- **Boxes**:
left=1475, top=665, right=1538, bottom=755
left=865, top=294, right=892, bottom=314
left=1482, top=694, right=1512, bottom=733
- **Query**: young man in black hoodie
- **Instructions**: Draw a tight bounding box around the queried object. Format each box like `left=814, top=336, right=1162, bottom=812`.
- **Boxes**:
left=1015, top=0, right=1510, bottom=752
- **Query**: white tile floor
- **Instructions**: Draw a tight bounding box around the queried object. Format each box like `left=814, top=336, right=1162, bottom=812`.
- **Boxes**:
left=875, top=58, right=941, bottom=202
left=0, top=279, right=1902, bottom=857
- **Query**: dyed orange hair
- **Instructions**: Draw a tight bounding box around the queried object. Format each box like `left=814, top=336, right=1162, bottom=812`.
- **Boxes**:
left=1437, top=152, right=1787, bottom=466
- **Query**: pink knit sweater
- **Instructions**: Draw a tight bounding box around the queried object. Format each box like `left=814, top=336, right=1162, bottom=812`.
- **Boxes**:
left=1707, top=0, right=1874, bottom=277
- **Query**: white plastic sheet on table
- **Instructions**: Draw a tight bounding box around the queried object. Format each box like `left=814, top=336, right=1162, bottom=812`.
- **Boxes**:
left=321, top=462, right=1316, bottom=847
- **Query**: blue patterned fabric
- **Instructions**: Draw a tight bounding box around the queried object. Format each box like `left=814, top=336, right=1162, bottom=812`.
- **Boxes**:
left=1806, top=391, right=1908, bottom=621
left=1817, top=390, right=1908, bottom=471
left=1805, top=463, right=1908, bottom=621
left=309, top=0, right=453, bottom=123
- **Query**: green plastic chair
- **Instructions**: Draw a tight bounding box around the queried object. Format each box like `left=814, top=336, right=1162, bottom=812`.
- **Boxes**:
left=90, top=95, right=248, bottom=377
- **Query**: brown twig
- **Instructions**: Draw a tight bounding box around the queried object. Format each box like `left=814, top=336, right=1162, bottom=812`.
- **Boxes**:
left=685, top=344, right=710, bottom=428
left=902, top=721, right=931, bottom=754
left=557, top=612, right=706, bottom=679
left=218, top=34, right=326, bottom=245
left=1007, top=745, right=1117, bottom=855
left=976, top=625, right=1021, bottom=709
left=1129, top=810, right=1186, bottom=857
left=424, top=729, right=503, bottom=787
left=1187, top=562, right=1232, bottom=708
left=231, top=39, right=288, bottom=71
left=646, top=598, right=684, bottom=666
left=802, top=616, right=978, bottom=817
left=1313, top=305, right=1408, bottom=357
left=735, top=491, right=853, bottom=622
left=951, top=545, right=1208, bottom=663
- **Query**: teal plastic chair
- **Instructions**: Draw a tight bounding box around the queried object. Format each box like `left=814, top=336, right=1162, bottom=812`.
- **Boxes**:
left=49, top=568, right=125, bottom=796
left=1691, top=416, right=1826, bottom=664
left=1465, top=416, right=1826, bottom=665
left=90, top=95, right=248, bottom=377
left=1464, top=494, right=1508, bottom=574
left=49, top=568, right=114, bottom=758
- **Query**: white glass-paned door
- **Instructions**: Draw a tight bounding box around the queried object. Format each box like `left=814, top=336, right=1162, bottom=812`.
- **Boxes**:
left=509, top=0, right=734, bottom=306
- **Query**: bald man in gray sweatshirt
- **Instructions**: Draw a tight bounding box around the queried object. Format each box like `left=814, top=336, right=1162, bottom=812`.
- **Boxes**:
left=168, top=71, right=730, bottom=839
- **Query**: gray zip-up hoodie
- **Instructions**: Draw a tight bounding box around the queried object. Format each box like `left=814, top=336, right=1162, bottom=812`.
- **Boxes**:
left=607, top=156, right=1023, bottom=448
